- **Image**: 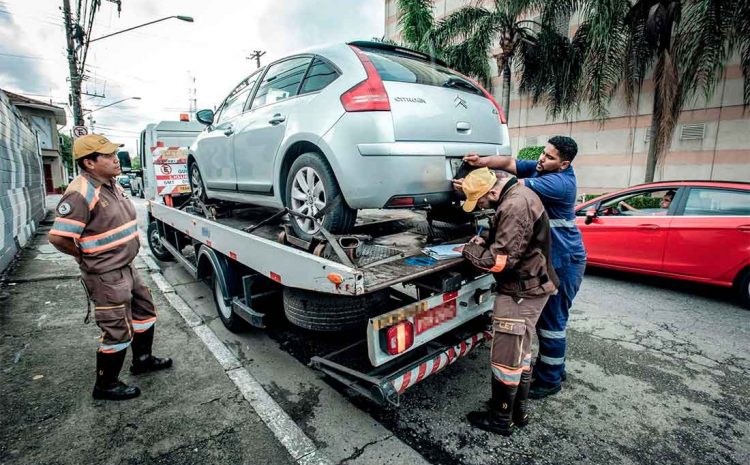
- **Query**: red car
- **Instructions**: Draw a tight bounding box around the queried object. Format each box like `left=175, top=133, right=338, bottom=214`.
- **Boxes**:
left=575, top=181, right=750, bottom=308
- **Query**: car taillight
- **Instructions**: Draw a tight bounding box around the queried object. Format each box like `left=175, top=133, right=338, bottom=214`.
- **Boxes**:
left=383, top=321, right=414, bottom=356
left=341, top=46, right=391, bottom=112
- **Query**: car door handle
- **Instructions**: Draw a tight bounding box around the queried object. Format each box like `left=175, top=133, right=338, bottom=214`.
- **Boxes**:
left=738, top=225, right=750, bottom=232
left=638, top=224, right=660, bottom=230
left=223, top=126, right=234, bottom=136
left=269, top=114, right=286, bottom=125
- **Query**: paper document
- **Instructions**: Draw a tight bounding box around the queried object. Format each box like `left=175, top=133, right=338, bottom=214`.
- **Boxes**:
left=422, top=243, right=465, bottom=260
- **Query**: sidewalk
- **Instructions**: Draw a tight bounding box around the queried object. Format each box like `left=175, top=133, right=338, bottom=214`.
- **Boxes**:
left=0, top=220, right=298, bottom=464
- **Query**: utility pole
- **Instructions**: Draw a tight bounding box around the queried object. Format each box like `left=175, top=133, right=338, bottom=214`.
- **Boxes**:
left=62, top=0, right=84, bottom=127
left=246, top=50, right=266, bottom=69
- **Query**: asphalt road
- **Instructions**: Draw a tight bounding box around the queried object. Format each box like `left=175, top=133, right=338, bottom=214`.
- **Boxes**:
left=133, top=197, right=750, bottom=465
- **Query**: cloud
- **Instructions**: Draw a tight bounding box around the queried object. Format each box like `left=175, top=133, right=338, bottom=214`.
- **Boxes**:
left=0, top=0, right=385, bottom=155
left=0, top=10, right=55, bottom=93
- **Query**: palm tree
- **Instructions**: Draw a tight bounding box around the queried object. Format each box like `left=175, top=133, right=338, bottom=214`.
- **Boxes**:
left=544, top=0, right=750, bottom=182
left=427, top=0, right=563, bottom=119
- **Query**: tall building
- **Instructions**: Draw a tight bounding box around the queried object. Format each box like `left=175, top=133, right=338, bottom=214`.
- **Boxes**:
left=384, top=0, right=750, bottom=193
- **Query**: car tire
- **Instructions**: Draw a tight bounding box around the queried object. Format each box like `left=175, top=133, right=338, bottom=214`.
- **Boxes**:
left=189, top=161, right=208, bottom=203
left=282, top=287, right=389, bottom=332
left=736, top=269, right=750, bottom=309
left=147, top=221, right=174, bottom=262
left=285, top=152, right=356, bottom=240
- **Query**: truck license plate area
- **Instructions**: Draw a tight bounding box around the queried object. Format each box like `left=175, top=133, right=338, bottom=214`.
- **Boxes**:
left=415, top=300, right=457, bottom=335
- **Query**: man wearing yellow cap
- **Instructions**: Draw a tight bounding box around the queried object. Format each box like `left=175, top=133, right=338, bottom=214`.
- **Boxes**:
left=460, top=167, right=558, bottom=435
left=48, top=134, right=172, bottom=401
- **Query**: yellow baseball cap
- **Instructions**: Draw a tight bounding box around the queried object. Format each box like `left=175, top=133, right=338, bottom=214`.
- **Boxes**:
left=73, top=134, right=123, bottom=160
left=461, top=167, right=498, bottom=212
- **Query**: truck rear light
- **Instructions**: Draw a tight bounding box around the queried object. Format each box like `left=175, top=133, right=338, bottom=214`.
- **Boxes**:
left=341, top=46, right=390, bottom=112
left=386, top=196, right=414, bottom=207
left=382, top=321, right=414, bottom=355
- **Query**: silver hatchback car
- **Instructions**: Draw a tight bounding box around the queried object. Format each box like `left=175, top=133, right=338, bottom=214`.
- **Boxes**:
left=191, top=41, right=511, bottom=239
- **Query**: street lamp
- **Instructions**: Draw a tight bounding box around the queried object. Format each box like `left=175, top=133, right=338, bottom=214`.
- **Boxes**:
left=84, top=96, right=141, bottom=115
left=88, top=16, right=194, bottom=43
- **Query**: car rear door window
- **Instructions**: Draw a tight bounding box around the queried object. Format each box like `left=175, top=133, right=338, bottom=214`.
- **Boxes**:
left=251, top=57, right=312, bottom=109
left=299, top=58, right=338, bottom=94
left=361, top=48, right=482, bottom=96
left=684, top=188, right=750, bottom=216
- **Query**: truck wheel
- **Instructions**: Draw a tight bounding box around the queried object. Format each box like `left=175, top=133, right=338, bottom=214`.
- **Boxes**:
left=189, top=161, right=208, bottom=202
left=147, top=221, right=174, bottom=262
left=211, top=269, right=246, bottom=333
left=285, top=152, right=356, bottom=241
left=282, top=288, right=388, bottom=332
left=736, top=269, right=750, bottom=309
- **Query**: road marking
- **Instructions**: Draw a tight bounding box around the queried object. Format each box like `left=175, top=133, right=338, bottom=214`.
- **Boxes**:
left=143, top=255, right=333, bottom=465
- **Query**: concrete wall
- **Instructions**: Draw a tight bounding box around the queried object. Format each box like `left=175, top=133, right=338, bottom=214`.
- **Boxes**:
left=383, top=0, right=750, bottom=193
left=0, top=90, right=45, bottom=273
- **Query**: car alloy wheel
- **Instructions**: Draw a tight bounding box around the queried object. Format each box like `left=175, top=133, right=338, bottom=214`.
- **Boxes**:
left=190, top=164, right=204, bottom=199
left=290, top=166, right=326, bottom=235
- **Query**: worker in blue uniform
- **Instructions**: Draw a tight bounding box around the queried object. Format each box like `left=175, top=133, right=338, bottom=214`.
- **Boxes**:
left=454, top=136, right=586, bottom=398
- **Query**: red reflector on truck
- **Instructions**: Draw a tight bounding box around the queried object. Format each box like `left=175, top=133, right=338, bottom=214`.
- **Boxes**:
left=387, top=197, right=414, bottom=207
left=384, top=321, right=414, bottom=355
left=270, top=272, right=281, bottom=283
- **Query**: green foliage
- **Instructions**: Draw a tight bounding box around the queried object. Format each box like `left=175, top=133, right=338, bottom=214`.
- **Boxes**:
left=130, top=155, right=141, bottom=171
left=59, top=134, right=73, bottom=177
left=517, top=146, right=544, bottom=161
left=627, top=196, right=662, bottom=210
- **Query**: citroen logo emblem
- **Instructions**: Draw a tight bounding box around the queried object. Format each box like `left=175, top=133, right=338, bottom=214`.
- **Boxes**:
left=454, top=95, right=467, bottom=109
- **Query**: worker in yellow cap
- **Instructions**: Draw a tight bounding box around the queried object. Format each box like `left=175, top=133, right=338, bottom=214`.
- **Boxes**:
left=48, top=134, right=172, bottom=401
left=460, top=167, right=558, bottom=435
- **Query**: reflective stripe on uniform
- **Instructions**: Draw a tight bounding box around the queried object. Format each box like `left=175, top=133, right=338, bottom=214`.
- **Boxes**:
left=522, top=354, right=532, bottom=367
left=50, top=217, right=86, bottom=238
left=99, top=340, right=131, bottom=353
left=79, top=220, right=138, bottom=254
left=549, top=219, right=576, bottom=228
left=540, top=354, right=565, bottom=365
left=491, top=363, right=523, bottom=385
left=132, top=317, right=156, bottom=333
left=539, top=328, right=567, bottom=339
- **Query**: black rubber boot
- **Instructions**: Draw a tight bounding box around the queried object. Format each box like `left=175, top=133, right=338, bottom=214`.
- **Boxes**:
left=513, top=370, right=532, bottom=427
left=92, top=350, right=141, bottom=401
left=467, top=378, right=517, bottom=436
left=130, top=326, right=173, bottom=375
left=529, top=379, right=562, bottom=399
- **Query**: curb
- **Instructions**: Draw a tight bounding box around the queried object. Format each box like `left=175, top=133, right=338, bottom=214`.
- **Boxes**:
left=143, top=255, right=334, bottom=465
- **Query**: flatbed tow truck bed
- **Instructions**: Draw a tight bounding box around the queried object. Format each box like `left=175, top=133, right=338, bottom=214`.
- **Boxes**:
left=148, top=199, right=496, bottom=405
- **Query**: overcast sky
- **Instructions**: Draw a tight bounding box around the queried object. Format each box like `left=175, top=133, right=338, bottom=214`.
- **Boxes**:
left=0, top=0, right=385, bottom=155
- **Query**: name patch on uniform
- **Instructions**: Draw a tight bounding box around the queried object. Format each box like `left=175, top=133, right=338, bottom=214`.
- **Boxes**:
left=57, top=202, right=71, bottom=216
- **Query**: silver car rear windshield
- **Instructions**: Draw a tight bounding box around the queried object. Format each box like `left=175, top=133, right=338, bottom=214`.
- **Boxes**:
left=361, top=48, right=483, bottom=97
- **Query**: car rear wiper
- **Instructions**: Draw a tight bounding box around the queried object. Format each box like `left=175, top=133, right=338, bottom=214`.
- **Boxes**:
left=443, top=77, right=480, bottom=94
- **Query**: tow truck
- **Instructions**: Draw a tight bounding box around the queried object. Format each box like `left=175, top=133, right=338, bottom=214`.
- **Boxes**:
left=147, top=193, right=496, bottom=406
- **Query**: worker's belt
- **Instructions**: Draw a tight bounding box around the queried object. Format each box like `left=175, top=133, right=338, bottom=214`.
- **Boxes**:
left=493, top=273, right=549, bottom=293
left=549, top=219, right=576, bottom=228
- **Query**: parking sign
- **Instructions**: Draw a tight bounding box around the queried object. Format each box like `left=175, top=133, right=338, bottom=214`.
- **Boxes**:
left=73, top=126, right=88, bottom=137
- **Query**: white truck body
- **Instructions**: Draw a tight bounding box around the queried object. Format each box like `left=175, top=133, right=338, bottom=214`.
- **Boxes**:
left=135, top=121, right=203, bottom=200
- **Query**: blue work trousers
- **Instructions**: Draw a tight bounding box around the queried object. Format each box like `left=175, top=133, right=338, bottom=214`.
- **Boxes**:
left=534, top=258, right=586, bottom=386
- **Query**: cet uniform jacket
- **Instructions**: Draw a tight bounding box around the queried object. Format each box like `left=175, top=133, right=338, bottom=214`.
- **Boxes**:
left=462, top=181, right=559, bottom=298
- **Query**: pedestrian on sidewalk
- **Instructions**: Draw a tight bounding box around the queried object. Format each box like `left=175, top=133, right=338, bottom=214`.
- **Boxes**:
left=48, top=134, right=172, bottom=401
left=454, top=136, right=586, bottom=399
left=460, top=168, right=558, bottom=436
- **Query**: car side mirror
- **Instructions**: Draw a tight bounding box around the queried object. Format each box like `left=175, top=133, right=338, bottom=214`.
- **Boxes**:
left=584, top=208, right=597, bottom=225
left=196, top=109, right=214, bottom=126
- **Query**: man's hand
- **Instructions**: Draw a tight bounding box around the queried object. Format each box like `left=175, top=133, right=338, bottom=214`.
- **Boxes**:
left=469, top=235, right=486, bottom=246
left=463, top=153, right=485, bottom=167
left=452, top=178, right=464, bottom=192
